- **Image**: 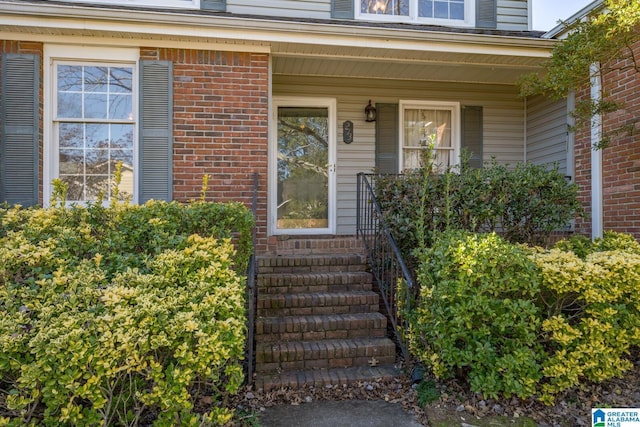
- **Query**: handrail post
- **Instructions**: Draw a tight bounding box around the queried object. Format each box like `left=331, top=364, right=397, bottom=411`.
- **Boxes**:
left=246, top=172, right=259, bottom=384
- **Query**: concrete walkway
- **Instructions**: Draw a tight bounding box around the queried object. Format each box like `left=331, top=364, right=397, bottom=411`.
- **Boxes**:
left=258, top=399, right=424, bottom=427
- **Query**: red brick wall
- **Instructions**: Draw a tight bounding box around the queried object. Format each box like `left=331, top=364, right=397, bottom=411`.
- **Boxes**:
left=574, top=37, right=640, bottom=239
left=140, top=48, right=270, bottom=252
left=0, top=40, right=44, bottom=204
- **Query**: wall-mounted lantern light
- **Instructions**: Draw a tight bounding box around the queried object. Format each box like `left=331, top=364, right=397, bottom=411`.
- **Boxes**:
left=365, top=100, right=377, bottom=122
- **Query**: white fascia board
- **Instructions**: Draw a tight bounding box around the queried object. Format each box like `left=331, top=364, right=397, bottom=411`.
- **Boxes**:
left=543, top=0, right=604, bottom=39
left=0, top=1, right=555, bottom=59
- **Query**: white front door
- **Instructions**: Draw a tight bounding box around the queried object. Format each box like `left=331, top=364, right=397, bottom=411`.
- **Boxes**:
left=270, top=97, right=336, bottom=235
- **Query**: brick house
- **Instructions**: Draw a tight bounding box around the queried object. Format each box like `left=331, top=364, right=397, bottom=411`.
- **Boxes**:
left=1, top=0, right=598, bottom=389
left=0, top=0, right=570, bottom=254
left=545, top=1, right=640, bottom=240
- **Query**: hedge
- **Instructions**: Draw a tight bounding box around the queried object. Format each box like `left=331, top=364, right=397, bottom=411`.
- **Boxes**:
left=0, top=199, right=253, bottom=426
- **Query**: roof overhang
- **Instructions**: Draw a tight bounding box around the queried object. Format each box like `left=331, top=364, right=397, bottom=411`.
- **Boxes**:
left=0, top=0, right=557, bottom=85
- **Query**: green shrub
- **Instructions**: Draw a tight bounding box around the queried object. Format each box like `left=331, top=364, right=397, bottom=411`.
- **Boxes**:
left=532, top=232, right=640, bottom=403
left=409, top=231, right=543, bottom=399
left=0, top=200, right=253, bottom=426
left=374, top=161, right=582, bottom=271
left=409, top=230, right=640, bottom=404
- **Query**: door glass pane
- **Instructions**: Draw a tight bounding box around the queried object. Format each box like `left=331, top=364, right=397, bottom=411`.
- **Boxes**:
left=277, top=107, right=329, bottom=230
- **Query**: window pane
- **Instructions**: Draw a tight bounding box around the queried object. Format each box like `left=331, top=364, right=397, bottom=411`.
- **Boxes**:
left=109, top=94, right=132, bottom=120
left=84, top=66, right=109, bottom=92
left=85, top=175, right=109, bottom=200
left=59, top=149, right=84, bottom=174
left=60, top=175, right=84, bottom=201
left=86, top=149, right=109, bottom=175
left=434, top=1, right=448, bottom=18
left=59, top=123, right=84, bottom=148
left=418, top=0, right=433, bottom=17
left=85, top=93, right=108, bottom=119
left=111, top=124, right=134, bottom=148
left=451, top=1, right=464, bottom=19
left=58, top=65, right=83, bottom=91
left=58, top=92, right=82, bottom=118
left=110, top=67, right=133, bottom=93
left=86, top=124, right=110, bottom=148
left=361, top=0, right=409, bottom=16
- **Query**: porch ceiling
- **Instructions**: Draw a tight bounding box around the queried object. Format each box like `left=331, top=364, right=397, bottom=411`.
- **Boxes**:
left=270, top=42, right=546, bottom=85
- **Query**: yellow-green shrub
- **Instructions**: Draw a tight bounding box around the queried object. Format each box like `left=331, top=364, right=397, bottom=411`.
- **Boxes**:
left=409, top=230, right=640, bottom=404
left=0, top=200, right=252, bottom=426
left=532, top=232, right=640, bottom=403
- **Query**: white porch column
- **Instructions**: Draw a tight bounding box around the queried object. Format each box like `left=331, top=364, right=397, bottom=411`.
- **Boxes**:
left=590, top=62, right=603, bottom=239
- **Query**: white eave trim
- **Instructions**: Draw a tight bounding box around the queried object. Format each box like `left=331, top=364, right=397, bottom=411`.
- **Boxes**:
left=543, top=0, right=604, bottom=39
left=0, top=1, right=555, bottom=58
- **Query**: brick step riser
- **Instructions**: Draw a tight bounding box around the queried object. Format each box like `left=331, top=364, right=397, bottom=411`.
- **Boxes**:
left=256, top=313, right=388, bottom=342
left=258, top=304, right=380, bottom=317
left=257, top=292, right=379, bottom=317
left=256, top=327, right=387, bottom=343
left=259, top=283, right=374, bottom=295
left=256, top=341, right=396, bottom=373
left=258, top=271, right=373, bottom=285
left=258, top=265, right=369, bottom=274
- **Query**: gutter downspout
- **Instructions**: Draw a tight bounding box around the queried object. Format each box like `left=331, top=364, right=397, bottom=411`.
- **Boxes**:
left=590, top=62, right=603, bottom=239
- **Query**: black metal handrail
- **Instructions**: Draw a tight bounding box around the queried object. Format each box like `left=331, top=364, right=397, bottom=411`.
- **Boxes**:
left=356, top=172, right=416, bottom=361
left=245, top=172, right=258, bottom=384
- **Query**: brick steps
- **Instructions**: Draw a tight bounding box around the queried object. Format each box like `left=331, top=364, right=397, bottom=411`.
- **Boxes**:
left=256, top=312, right=387, bottom=342
left=258, top=271, right=374, bottom=294
left=254, top=249, right=400, bottom=390
left=256, top=338, right=396, bottom=372
left=257, top=290, right=380, bottom=316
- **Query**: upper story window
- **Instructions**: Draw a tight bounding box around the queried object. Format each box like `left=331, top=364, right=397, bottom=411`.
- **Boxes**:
left=357, top=0, right=475, bottom=27
left=57, top=0, right=200, bottom=9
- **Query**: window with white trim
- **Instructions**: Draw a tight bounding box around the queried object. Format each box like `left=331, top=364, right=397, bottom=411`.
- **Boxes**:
left=45, top=46, right=138, bottom=204
left=357, top=0, right=474, bottom=26
left=400, top=101, right=460, bottom=171
left=56, top=0, right=199, bottom=9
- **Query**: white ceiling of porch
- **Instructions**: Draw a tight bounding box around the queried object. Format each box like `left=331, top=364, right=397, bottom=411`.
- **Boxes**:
left=270, top=42, right=548, bottom=85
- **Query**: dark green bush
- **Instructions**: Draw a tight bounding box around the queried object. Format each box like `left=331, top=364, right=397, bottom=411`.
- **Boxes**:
left=0, top=200, right=253, bottom=426
left=375, top=161, right=582, bottom=271
left=409, top=231, right=543, bottom=399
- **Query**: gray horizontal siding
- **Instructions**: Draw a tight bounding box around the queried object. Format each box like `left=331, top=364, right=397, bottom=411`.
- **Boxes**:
left=273, top=75, right=526, bottom=234
left=526, top=94, right=568, bottom=175
left=227, top=0, right=330, bottom=18
left=227, top=0, right=530, bottom=29
left=497, top=0, right=529, bottom=30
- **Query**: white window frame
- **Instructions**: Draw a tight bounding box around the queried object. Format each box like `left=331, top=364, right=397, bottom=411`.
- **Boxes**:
left=399, top=100, right=461, bottom=171
left=44, top=45, right=139, bottom=206
left=355, top=0, right=475, bottom=27
left=57, top=0, right=200, bottom=9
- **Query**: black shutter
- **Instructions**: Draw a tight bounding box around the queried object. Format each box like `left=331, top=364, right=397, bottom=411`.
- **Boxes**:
left=461, top=106, right=483, bottom=169
left=331, top=0, right=354, bottom=19
left=201, top=0, right=226, bottom=11
left=1, top=54, right=40, bottom=207
left=139, top=61, right=173, bottom=202
left=375, top=103, right=399, bottom=174
left=476, top=0, right=497, bottom=29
